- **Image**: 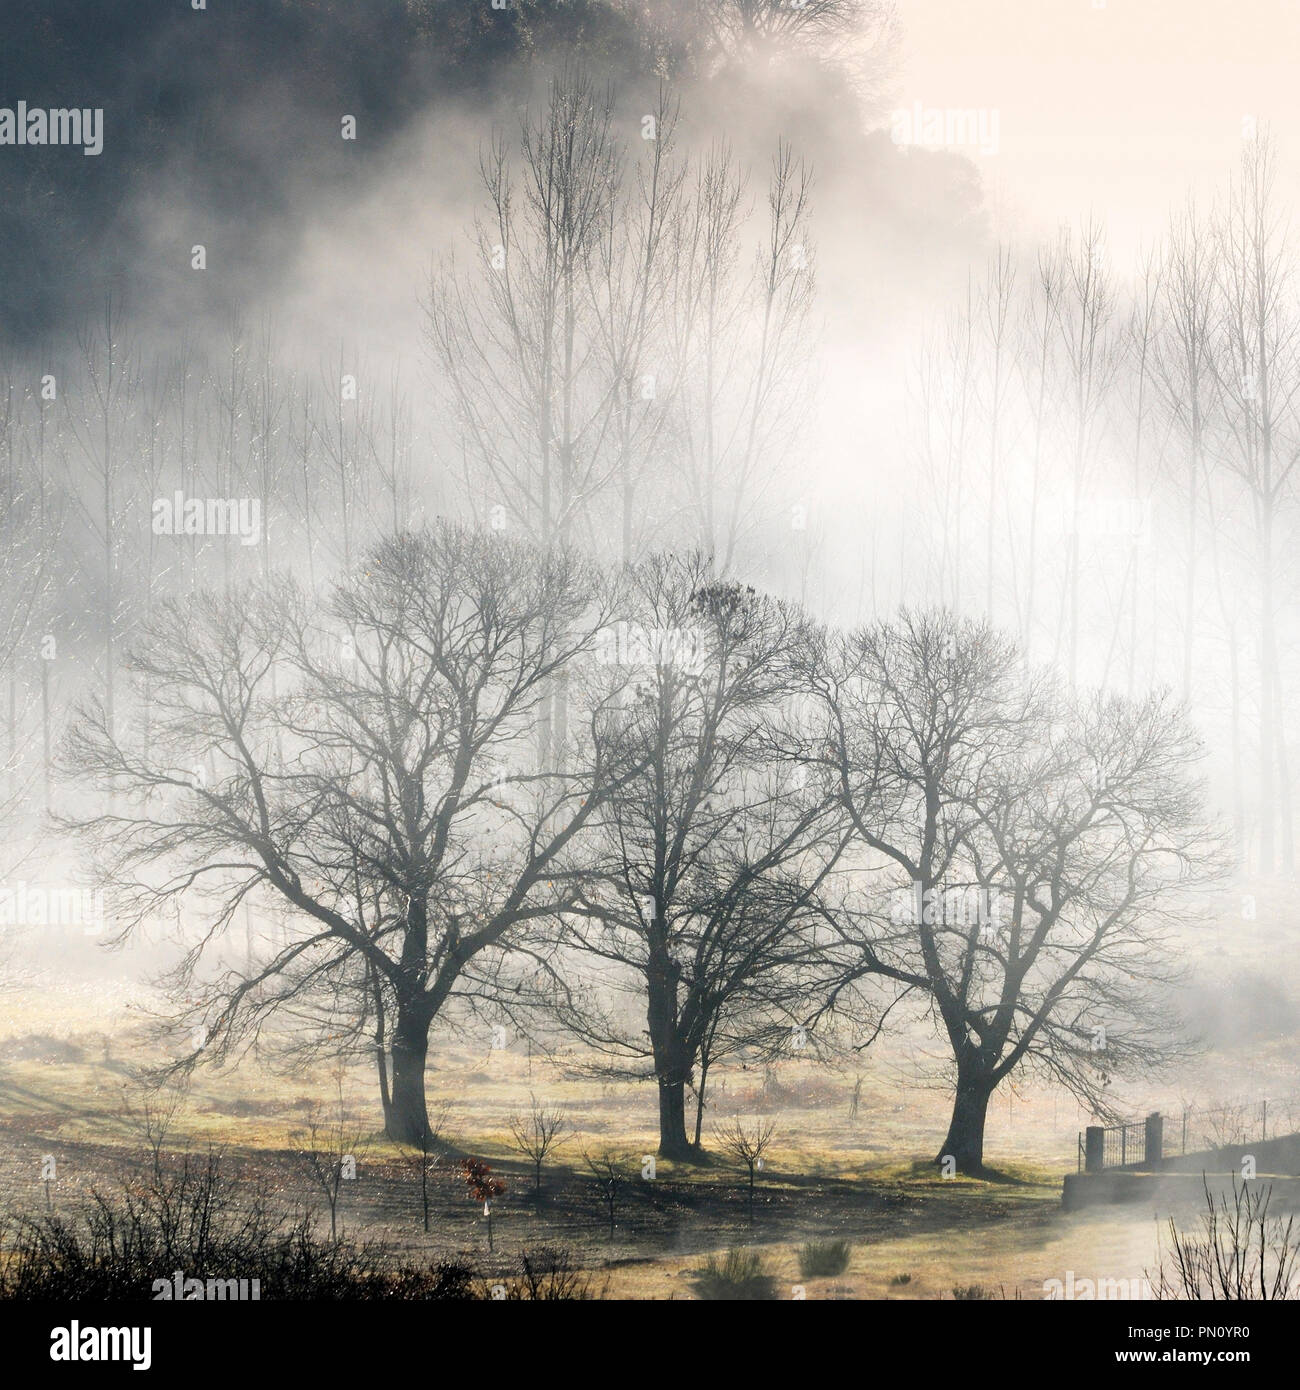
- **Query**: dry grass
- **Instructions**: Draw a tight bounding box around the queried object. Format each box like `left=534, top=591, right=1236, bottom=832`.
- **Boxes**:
left=2, top=888, right=1297, bottom=1300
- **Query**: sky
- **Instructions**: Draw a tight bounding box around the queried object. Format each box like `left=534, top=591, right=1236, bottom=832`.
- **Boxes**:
left=893, top=0, right=1300, bottom=263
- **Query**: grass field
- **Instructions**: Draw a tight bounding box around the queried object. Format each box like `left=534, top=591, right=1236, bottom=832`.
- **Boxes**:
left=5, top=922, right=1291, bottom=1302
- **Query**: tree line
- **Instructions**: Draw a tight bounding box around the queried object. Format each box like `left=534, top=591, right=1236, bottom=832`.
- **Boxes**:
left=0, top=69, right=816, bottom=811
left=905, top=137, right=1300, bottom=881
left=63, top=522, right=1216, bottom=1173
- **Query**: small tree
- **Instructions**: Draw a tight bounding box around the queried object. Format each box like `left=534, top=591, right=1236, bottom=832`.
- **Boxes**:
left=407, top=1100, right=456, bottom=1234
left=459, top=1159, right=506, bottom=1253
left=507, top=1098, right=569, bottom=1194
left=119, top=1076, right=190, bottom=1185
left=291, top=1080, right=370, bottom=1243
left=713, top=1118, right=776, bottom=1223
left=583, top=1150, right=626, bottom=1242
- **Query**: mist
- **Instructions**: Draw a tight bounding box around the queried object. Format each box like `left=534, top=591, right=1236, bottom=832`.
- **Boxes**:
left=0, top=0, right=1297, bottom=1355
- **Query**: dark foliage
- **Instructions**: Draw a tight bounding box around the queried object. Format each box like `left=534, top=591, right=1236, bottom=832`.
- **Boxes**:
left=0, top=1151, right=476, bottom=1301
left=490, top=1245, right=604, bottom=1301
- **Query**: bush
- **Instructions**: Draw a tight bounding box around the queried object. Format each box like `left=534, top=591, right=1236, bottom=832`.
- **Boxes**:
left=690, top=1248, right=778, bottom=1301
left=889, top=1272, right=912, bottom=1286
left=951, top=1284, right=994, bottom=1300
left=488, top=1246, right=604, bottom=1301
left=797, top=1239, right=852, bottom=1278
left=0, top=1151, right=477, bottom=1301
left=1151, top=1178, right=1300, bottom=1300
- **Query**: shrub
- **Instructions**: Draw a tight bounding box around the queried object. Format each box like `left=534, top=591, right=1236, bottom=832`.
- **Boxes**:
left=690, top=1248, right=778, bottom=1301
left=0, top=1151, right=477, bottom=1301
left=952, top=1284, right=994, bottom=1300
left=889, top=1272, right=912, bottom=1286
left=488, top=1246, right=604, bottom=1301
left=798, top=1239, right=852, bottom=1278
left=1151, top=1178, right=1300, bottom=1300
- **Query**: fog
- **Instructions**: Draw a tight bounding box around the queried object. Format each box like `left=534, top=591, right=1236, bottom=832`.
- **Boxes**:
left=0, top=0, right=1298, bottom=1326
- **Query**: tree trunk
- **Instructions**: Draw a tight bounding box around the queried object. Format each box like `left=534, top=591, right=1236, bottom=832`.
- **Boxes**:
left=1229, top=618, right=1244, bottom=863
left=386, top=1008, right=430, bottom=1146
left=656, top=1071, right=693, bottom=1159
left=1182, top=438, right=1197, bottom=706
left=368, top=962, right=391, bottom=1124
left=41, top=656, right=51, bottom=813
left=646, top=937, right=696, bottom=1159
left=1274, top=659, right=1294, bottom=874
left=937, top=1074, right=994, bottom=1175
left=1259, top=520, right=1276, bottom=875
left=693, top=1057, right=710, bottom=1149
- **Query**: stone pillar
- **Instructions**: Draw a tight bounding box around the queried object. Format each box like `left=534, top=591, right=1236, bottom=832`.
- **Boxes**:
left=1084, top=1125, right=1105, bottom=1174
left=1144, top=1112, right=1163, bottom=1169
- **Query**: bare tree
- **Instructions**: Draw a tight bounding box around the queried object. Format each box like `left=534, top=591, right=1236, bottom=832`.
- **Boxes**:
left=1209, top=135, right=1300, bottom=875
left=666, top=141, right=815, bottom=573
left=582, top=1148, right=626, bottom=1241
left=936, top=280, right=977, bottom=610
left=425, top=68, right=622, bottom=560
left=1054, top=220, right=1120, bottom=687
left=1153, top=203, right=1214, bottom=704
left=807, top=610, right=1220, bottom=1172
left=507, top=1097, right=569, bottom=1192
left=428, top=68, right=816, bottom=598
left=980, top=246, right=1017, bottom=621
left=557, top=554, right=845, bottom=1158
left=426, top=69, right=634, bottom=768
left=1013, top=241, right=1064, bottom=650
left=406, top=1099, right=456, bottom=1234
left=1110, top=247, right=1163, bottom=697
left=590, top=85, right=685, bottom=566
left=64, top=523, right=630, bottom=1146
left=119, top=1074, right=192, bottom=1185
left=292, top=1074, right=371, bottom=1242
left=0, top=357, right=61, bottom=811
left=64, top=293, right=138, bottom=739
left=1152, top=1179, right=1300, bottom=1301
left=713, top=1115, right=776, bottom=1222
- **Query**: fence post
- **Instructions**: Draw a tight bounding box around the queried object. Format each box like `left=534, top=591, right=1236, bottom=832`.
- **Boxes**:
left=1084, top=1126, right=1104, bottom=1174
left=1144, top=1112, right=1163, bottom=1169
